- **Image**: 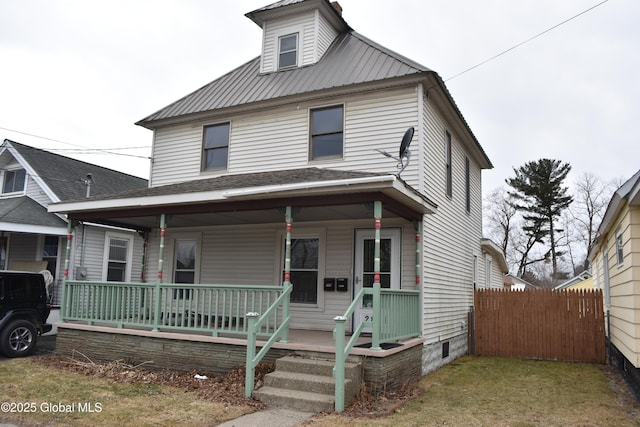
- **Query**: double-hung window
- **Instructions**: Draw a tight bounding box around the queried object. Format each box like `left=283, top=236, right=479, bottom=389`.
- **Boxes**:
left=2, top=168, right=26, bottom=194
left=310, top=105, right=344, bottom=160
left=285, top=238, right=319, bottom=304
left=615, top=227, right=624, bottom=265
left=278, top=33, right=298, bottom=69
left=105, top=237, right=130, bottom=282
left=203, top=123, right=230, bottom=170
left=174, top=239, right=196, bottom=299
left=445, top=131, right=452, bottom=197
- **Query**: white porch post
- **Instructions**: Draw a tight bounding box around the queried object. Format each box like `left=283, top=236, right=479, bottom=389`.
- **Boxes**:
left=371, top=200, right=382, bottom=350
left=281, top=206, right=293, bottom=343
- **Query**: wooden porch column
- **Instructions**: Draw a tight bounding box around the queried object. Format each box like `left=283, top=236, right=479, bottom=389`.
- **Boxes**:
left=371, top=200, right=382, bottom=350
left=152, top=214, right=167, bottom=332
left=60, top=220, right=74, bottom=321
left=281, top=206, right=293, bottom=343
left=414, top=220, right=422, bottom=288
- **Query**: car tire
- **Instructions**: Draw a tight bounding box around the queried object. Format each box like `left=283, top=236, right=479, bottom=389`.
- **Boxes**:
left=0, top=320, right=38, bottom=358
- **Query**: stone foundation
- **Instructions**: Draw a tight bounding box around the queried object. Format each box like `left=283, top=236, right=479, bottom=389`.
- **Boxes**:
left=56, top=325, right=423, bottom=396
left=421, top=332, right=468, bottom=375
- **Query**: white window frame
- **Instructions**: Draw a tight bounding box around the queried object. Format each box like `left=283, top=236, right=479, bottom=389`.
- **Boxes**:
left=278, top=32, right=299, bottom=69
left=615, top=226, right=624, bottom=266
left=169, top=233, right=202, bottom=286
left=276, top=227, right=326, bottom=310
left=102, top=232, right=134, bottom=282
left=1, top=167, right=27, bottom=195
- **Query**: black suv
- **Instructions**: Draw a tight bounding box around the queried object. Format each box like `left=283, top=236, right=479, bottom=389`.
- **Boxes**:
left=0, top=271, right=52, bottom=357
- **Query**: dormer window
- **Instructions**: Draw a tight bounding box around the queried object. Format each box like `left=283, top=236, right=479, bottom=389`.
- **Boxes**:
left=2, top=168, right=26, bottom=194
left=278, top=33, right=298, bottom=69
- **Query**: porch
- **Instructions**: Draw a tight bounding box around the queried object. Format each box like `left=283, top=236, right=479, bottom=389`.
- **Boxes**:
left=51, top=169, right=436, bottom=411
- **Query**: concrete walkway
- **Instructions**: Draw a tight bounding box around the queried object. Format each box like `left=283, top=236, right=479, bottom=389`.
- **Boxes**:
left=216, top=409, right=314, bottom=427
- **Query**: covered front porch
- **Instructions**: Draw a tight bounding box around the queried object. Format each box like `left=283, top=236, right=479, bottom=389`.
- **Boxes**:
left=50, top=168, right=436, bottom=411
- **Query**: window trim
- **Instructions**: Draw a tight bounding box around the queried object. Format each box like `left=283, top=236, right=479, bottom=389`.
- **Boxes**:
left=276, top=228, right=326, bottom=310
left=445, top=131, right=452, bottom=198
left=2, top=168, right=27, bottom=195
left=202, top=122, right=230, bottom=172
left=278, top=32, right=299, bottom=70
left=615, top=226, right=624, bottom=266
left=309, top=104, right=345, bottom=161
left=465, top=156, right=471, bottom=212
left=102, top=232, right=134, bottom=282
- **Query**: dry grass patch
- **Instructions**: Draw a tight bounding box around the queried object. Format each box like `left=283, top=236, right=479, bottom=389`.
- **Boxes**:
left=0, top=356, right=260, bottom=427
left=306, top=356, right=640, bottom=427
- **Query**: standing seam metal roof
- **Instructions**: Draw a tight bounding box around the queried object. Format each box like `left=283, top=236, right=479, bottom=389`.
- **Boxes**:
left=136, top=31, right=431, bottom=127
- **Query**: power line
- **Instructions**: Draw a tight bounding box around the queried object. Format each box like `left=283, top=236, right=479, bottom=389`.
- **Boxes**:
left=0, top=126, right=151, bottom=159
left=444, top=0, right=610, bottom=82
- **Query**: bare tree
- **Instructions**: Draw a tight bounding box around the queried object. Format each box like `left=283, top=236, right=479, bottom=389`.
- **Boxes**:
left=568, top=172, right=615, bottom=272
left=483, top=187, right=518, bottom=256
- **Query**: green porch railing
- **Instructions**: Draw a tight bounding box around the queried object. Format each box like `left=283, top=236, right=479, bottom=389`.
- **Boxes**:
left=333, top=283, right=420, bottom=412
left=244, top=282, right=292, bottom=398
left=61, top=280, right=288, bottom=337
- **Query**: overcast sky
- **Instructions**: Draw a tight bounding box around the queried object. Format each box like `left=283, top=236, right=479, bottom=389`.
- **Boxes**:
left=0, top=0, right=637, bottom=195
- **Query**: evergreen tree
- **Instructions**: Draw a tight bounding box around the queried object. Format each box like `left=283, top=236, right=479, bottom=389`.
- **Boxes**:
left=506, top=159, right=573, bottom=282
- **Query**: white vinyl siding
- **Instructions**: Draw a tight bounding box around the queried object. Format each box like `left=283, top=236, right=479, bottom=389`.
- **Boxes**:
left=25, top=174, right=53, bottom=206
left=143, top=218, right=416, bottom=332
left=70, top=226, right=144, bottom=283
left=316, top=10, right=338, bottom=61
left=150, top=86, right=421, bottom=187
left=261, top=12, right=314, bottom=73
left=420, top=92, right=482, bottom=346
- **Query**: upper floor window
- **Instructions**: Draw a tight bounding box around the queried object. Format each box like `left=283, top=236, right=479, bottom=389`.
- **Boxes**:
left=2, top=168, right=26, bottom=194
left=278, top=33, right=298, bottom=69
left=615, top=227, right=624, bottom=265
left=445, top=131, right=452, bottom=197
left=310, top=105, right=344, bottom=160
left=465, top=156, right=471, bottom=212
left=203, top=123, right=230, bottom=171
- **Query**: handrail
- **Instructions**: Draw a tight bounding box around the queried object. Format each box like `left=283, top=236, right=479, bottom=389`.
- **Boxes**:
left=244, top=282, right=292, bottom=398
left=333, top=283, right=421, bottom=412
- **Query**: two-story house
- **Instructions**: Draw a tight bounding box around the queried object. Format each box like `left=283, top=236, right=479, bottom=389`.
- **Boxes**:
left=589, top=169, right=640, bottom=394
left=0, top=139, right=148, bottom=332
left=50, top=0, right=495, bottom=409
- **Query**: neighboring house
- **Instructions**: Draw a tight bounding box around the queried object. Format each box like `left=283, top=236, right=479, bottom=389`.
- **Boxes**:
left=50, top=0, right=494, bottom=396
left=480, top=238, right=509, bottom=289
left=589, top=169, right=640, bottom=393
left=554, top=270, right=593, bottom=291
left=504, top=273, right=539, bottom=291
left=0, top=140, right=148, bottom=331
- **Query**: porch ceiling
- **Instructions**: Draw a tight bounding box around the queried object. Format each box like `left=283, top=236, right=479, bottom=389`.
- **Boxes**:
left=67, top=193, right=421, bottom=230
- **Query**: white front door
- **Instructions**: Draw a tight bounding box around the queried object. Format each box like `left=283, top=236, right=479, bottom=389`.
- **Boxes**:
left=354, top=228, right=401, bottom=331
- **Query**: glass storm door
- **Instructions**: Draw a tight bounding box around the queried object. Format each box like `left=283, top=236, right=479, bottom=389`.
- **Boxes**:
left=354, top=228, right=401, bottom=332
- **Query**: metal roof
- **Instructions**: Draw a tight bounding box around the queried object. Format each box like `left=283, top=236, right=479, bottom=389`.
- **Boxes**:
left=3, top=140, right=148, bottom=202
left=136, top=31, right=430, bottom=127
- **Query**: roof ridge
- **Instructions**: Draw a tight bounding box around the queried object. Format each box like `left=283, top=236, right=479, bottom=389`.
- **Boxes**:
left=4, top=139, right=148, bottom=182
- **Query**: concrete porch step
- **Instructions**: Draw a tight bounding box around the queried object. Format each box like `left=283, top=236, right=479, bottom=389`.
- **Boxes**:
left=254, top=386, right=335, bottom=413
left=254, top=355, right=362, bottom=413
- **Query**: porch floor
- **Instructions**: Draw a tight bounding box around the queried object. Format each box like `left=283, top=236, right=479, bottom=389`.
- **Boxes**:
left=56, top=321, right=424, bottom=358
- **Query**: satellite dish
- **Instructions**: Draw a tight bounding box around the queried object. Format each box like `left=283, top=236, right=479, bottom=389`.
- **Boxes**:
left=374, top=127, right=415, bottom=177
left=399, top=127, right=414, bottom=158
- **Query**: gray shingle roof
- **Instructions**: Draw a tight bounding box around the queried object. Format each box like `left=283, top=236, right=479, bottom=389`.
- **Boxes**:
left=0, top=196, right=66, bottom=228
left=73, top=167, right=391, bottom=202
left=136, top=31, right=431, bottom=127
left=5, top=140, right=148, bottom=201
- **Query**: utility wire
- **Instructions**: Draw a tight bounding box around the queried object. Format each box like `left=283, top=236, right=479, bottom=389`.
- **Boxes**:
left=0, top=125, right=151, bottom=159
left=444, top=0, right=610, bottom=82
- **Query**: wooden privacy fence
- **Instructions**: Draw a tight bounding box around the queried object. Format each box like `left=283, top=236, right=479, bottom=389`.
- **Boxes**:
left=472, top=289, right=605, bottom=363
